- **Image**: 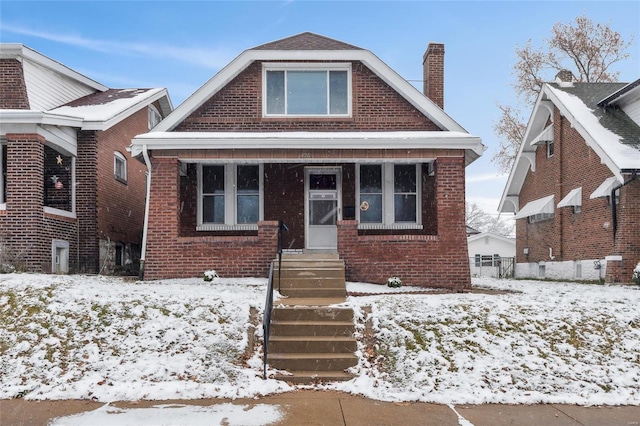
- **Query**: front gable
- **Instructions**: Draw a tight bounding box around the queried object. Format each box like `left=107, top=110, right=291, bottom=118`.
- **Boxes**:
left=175, top=59, right=440, bottom=132
left=154, top=33, right=467, bottom=133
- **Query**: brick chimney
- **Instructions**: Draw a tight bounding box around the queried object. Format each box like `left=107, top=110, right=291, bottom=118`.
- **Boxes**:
left=555, top=69, right=575, bottom=83
left=423, top=43, right=445, bottom=109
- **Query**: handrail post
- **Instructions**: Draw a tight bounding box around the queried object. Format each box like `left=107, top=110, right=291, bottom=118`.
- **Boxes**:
left=263, top=220, right=288, bottom=380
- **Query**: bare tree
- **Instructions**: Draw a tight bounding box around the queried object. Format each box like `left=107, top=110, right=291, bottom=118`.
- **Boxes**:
left=492, top=14, right=633, bottom=173
left=466, top=202, right=514, bottom=237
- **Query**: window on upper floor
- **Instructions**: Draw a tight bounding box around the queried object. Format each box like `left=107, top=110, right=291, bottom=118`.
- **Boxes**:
left=528, top=212, right=554, bottom=224
left=357, top=163, right=421, bottom=228
left=148, top=104, right=162, bottom=129
left=546, top=140, right=554, bottom=158
left=263, top=63, right=351, bottom=117
left=114, top=151, right=127, bottom=184
left=197, top=164, right=263, bottom=230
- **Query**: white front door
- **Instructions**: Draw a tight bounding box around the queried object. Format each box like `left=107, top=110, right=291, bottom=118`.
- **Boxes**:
left=305, top=168, right=341, bottom=250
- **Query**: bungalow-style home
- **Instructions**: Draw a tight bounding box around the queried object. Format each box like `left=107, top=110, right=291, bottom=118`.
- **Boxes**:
left=0, top=44, right=172, bottom=275
left=499, top=72, right=640, bottom=283
left=130, top=32, right=484, bottom=290
left=467, top=232, right=516, bottom=278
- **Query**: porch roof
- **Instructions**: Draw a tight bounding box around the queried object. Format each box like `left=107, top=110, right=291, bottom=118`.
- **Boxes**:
left=130, top=130, right=484, bottom=165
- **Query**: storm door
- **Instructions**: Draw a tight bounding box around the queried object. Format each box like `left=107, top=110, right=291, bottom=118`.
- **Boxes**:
left=305, top=168, right=341, bottom=250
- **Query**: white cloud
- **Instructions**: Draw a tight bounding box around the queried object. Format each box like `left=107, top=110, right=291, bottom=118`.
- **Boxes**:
left=2, top=23, right=233, bottom=69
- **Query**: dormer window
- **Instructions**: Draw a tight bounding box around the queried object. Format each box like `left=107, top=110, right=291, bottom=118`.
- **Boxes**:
left=263, top=63, right=351, bottom=117
left=148, top=105, right=162, bottom=129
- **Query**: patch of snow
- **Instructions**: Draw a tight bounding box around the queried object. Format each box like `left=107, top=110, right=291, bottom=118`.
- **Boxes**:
left=2, top=274, right=639, bottom=406
left=49, top=403, right=284, bottom=426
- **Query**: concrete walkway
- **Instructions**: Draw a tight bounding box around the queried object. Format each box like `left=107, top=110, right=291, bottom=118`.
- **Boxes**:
left=2, top=390, right=639, bottom=425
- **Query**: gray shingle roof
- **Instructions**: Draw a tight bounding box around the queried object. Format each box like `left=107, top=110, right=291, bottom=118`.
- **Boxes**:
left=549, top=82, right=640, bottom=154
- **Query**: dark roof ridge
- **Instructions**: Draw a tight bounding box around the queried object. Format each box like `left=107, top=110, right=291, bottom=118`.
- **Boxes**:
left=251, top=32, right=363, bottom=51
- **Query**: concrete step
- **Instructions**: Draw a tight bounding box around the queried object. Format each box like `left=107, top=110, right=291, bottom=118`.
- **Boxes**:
left=280, top=288, right=347, bottom=298
left=268, top=353, right=358, bottom=372
left=277, top=276, right=346, bottom=289
left=276, top=297, right=347, bottom=307
left=270, top=320, right=354, bottom=337
left=272, top=370, right=354, bottom=384
left=268, top=336, right=357, bottom=353
left=276, top=268, right=346, bottom=281
left=271, top=306, right=354, bottom=322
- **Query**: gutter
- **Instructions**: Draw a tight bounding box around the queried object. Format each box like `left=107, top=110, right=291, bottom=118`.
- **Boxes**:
left=139, top=145, right=152, bottom=280
left=611, top=170, right=638, bottom=239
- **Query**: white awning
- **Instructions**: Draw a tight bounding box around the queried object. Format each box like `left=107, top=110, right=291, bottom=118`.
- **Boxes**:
left=513, top=195, right=554, bottom=219
left=531, top=124, right=554, bottom=145
left=557, top=187, right=582, bottom=208
left=590, top=176, right=621, bottom=199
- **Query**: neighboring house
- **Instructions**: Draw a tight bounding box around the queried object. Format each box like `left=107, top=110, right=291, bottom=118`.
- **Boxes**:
left=0, top=44, right=172, bottom=275
left=499, top=72, right=640, bottom=283
left=130, top=33, right=484, bottom=290
left=467, top=232, right=515, bottom=278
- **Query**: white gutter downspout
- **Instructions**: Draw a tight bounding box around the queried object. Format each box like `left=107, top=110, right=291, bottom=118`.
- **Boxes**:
left=139, top=145, right=151, bottom=280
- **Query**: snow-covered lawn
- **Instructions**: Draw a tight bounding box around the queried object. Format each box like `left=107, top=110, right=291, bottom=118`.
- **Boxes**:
left=1, top=274, right=639, bottom=406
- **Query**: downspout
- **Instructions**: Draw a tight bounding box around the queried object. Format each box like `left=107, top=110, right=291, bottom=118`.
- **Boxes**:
left=611, top=170, right=638, bottom=239
left=139, top=145, right=151, bottom=280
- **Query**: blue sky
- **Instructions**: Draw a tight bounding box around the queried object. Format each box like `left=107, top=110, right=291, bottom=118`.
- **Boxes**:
left=1, top=1, right=638, bottom=217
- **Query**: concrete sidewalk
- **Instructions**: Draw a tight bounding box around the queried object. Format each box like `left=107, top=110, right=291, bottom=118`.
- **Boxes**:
left=1, top=390, right=639, bottom=425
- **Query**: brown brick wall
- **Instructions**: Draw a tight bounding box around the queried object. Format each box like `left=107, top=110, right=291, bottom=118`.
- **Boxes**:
left=1, top=134, right=79, bottom=272
left=76, top=130, right=99, bottom=272
left=175, top=61, right=440, bottom=132
left=609, top=178, right=640, bottom=282
left=338, top=156, right=470, bottom=290
left=143, top=156, right=278, bottom=279
left=0, top=59, right=29, bottom=109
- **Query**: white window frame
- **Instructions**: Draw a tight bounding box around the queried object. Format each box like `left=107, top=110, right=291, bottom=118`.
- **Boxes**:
left=262, top=63, right=352, bottom=118
left=0, top=143, right=6, bottom=210
left=148, top=104, right=162, bottom=129
left=196, top=163, right=264, bottom=231
left=114, top=151, right=127, bottom=183
left=356, top=163, right=422, bottom=230
left=43, top=148, right=76, bottom=219
left=546, top=140, right=554, bottom=158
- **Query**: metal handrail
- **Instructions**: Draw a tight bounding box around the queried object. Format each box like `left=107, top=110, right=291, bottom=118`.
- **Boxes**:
left=263, top=220, right=288, bottom=379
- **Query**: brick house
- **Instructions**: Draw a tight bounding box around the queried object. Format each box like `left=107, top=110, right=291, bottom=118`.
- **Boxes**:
left=499, top=74, right=640, bottom=283
left=0, top=44, right=172, bottom=274
left=130, top=33, right=484, bottom=289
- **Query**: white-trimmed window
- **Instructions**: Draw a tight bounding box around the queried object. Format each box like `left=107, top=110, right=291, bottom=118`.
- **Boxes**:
left=148, top=105, right=162, bottom=129
left=546, top=140, right=554, bottom=157
left=357, top=163, right=421, bottom=228
left=528, top=212, right=554, bottom=224
left=197, top=164, right=263, bottom=230
left=263, top=63, right=351, bottom=117
left=114, top=151, right=127, bottom=183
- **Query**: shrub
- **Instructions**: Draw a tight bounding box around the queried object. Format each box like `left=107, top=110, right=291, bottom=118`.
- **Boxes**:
left=633, top=263, right=640, bottom=285
left=387, top=276, right=402, bottom=288
left=203, top=270, right=219, bottom=282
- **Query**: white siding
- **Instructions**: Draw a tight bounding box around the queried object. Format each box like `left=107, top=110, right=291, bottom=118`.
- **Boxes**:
left=621, top=100, right=640, bottom=127
left=23, top=59, right=96, bottom=111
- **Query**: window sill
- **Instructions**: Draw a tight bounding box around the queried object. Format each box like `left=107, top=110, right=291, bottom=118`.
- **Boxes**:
left=196, top=224, right=259, bottom=232
left=357, top=223, right=423, bottom=230
left=43, top=206, right=76, bottom=220
left=114, top=175, right=128, bottom=185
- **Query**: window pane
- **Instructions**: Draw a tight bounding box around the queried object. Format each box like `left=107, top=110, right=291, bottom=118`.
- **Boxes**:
left=266, top=71, right=284, bottom=114
left=237, top=195, right=259, bottom=223
left=309, top=174, right=336, bottom=190
left=329, top=71, right=348, bottom=114
left=394, top=165, right=416, bottom=193
left=202, top=166, right=224, bottom=194
left=203, top=195, right=224, bottom=223
left=287, top=71, right=327, bottom=114
left=237, top=165, right=259, bottom=193
left=394, top=194, right=416, bottom=222
left=310, top=199, right=337, bottom=225
left=360, top=165, right=382, bottom=193
left=44, top=146, right=71, bottom=211
left=360, top=194, right=382, bottom=223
